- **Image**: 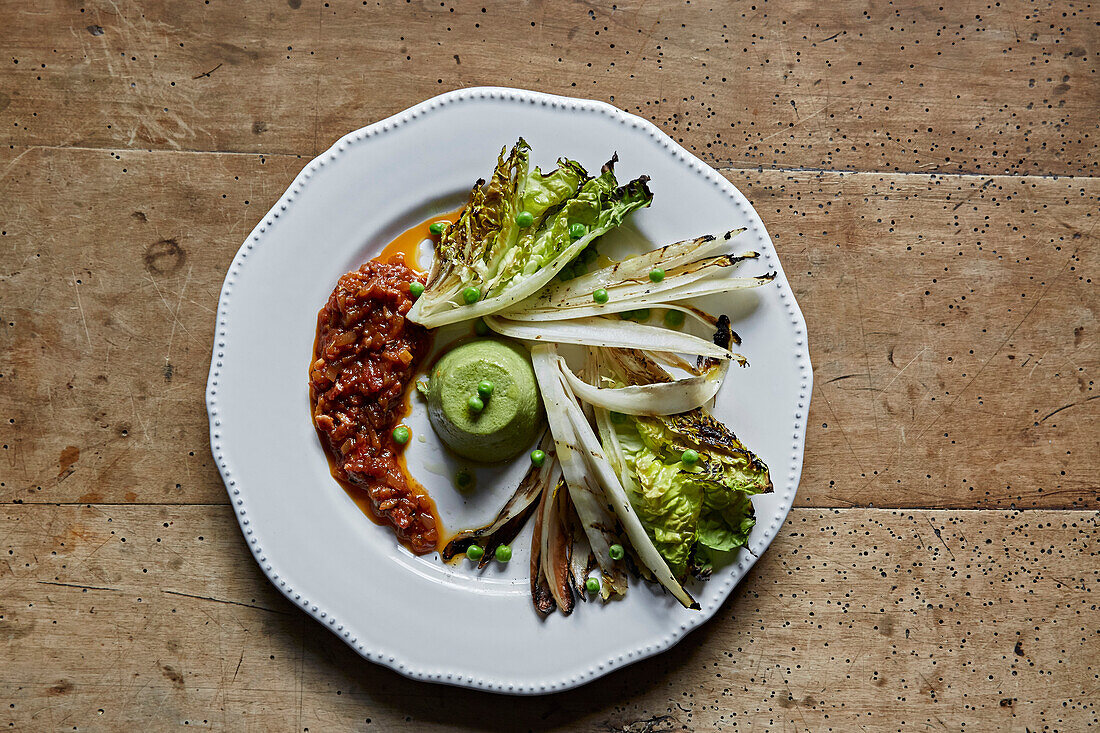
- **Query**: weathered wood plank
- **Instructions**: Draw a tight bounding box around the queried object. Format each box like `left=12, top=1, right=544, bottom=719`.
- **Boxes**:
left=1, top=147, right=1095, bottom=507
left=1, top=1, right=1096, bottom=175
left=1, top=505, right=1095, bottom=730
left=0, top=147, right=305, bottom=505
left=730, top=169, right=1100, bottom=509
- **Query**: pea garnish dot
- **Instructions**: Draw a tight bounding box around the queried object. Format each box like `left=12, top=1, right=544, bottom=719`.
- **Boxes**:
left=462, top=286, right=481, bottom=304
left=664, top=309, right=686, bottom=328
left=467, top=395, right=485, bottom=412
left=515, top=211, right=534, bottom=227
left=477, top=380, right=494, bottom=400
left=530, top=449, right=546, bottom=467
left=474, top=318, right=490, bottom=336
left=429, top=221, right=447, bottom=236
left=649, top=268, right=665, bottom=283
left=409, top=281, right=425, bottom=298
left=681, top=448, right=700, bottom=465
left=455, top=468, right=474, bottom=490
left=593, top=288, right=609, bottom=304
left=392, top=425, right=410, bottom=445
left=495, top=545, right=512, bottom=562
left=569, top=223, right=587, bottom=240
left=466, top=544, right=484, bottom=561
left=585, top=577, right=600, bottom=594
left=609, top=544, right=625, bottom=560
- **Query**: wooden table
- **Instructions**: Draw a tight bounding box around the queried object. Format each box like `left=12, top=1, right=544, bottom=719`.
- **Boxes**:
left=2, top=2, right=1096, bottom=730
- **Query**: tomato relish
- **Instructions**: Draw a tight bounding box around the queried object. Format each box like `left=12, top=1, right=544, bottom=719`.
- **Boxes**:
left=309, top=255, right=437, bottom=553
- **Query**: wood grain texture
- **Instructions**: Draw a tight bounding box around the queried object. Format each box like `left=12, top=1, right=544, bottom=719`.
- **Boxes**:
left=1, top=0, right=1097, bottom=728
left=1, top=1, right=1096, bottom=174
left=1, top=505, right=1097, bottom=731
left=1, top=147, right=1094, bottom=508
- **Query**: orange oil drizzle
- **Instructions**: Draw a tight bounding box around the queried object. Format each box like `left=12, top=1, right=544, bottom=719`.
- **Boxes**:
left=377, top=206, right=464, bottom=273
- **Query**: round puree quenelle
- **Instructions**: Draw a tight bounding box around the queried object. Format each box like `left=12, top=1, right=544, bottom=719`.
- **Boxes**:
left=426, top=338, right=544, bottom=463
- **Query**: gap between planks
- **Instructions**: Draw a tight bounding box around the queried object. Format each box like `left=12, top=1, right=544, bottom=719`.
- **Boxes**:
left=3, top=143, right=1098, bottom=183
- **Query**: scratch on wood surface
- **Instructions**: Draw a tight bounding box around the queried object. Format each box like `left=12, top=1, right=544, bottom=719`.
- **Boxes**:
left=37, top=580, right=121, bottom=592
left=71, top=271, right=92, bottom=347
left=192, top=62, right=222, bottom=80
left=757, top=101, right=830, bottom=144
left=815, top=383, right=865, bottom=473
left=0, top=146, right=37, bottom=182
left=927, top=518, right=955, bottom=560
left=1039, top=395, right=1099, bottom=422
left=146, top=272, right=194, bottom=346
left=912, top=246, right=1078, bottom=444
left=878, top=346, right=927, bottom=397
left=161, top=589, right=289, bottom=615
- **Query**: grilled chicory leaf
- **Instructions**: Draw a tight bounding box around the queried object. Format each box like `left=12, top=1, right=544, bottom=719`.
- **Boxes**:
left=594, top=350, right=772, bottom=581
left=408, top=141, right=653, bottom=328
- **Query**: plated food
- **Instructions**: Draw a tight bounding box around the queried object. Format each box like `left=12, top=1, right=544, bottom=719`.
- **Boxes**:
left=211, top=87, right=809, bottom=692
left=311, top=139, right=775, bottom=616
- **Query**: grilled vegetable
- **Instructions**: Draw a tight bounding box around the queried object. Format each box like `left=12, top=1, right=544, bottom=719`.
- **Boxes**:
left=408, top=141, right=652, bottom=328
left=540, top=477, right=575, bottom=614
left=441, top=431, right=557, bottom=566
left=534, top=344, right=699, bottom=609
left=531, top=344, right=630, bottom=599
left=594, top=349, right=772, bottom=580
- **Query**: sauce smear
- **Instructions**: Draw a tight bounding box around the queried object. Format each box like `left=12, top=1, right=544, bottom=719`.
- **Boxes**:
left=310, top=210, right=460, bottom=554
left=377, top=207, right=463, bottom=273
left=310, top=255, right=435, bottom=552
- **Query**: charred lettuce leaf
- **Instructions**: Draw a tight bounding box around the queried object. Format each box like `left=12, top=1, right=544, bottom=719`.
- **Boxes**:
left=634, top=411, right=771, bottom=565
left=596, top=347, right=772, bottom=581
left=407, top=142, right=653, bottom=328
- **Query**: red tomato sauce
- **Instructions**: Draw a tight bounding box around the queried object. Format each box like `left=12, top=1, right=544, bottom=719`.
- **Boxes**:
left=309, top=210, right=461, bottom=554
left=309, top=255, right=438, bottom=553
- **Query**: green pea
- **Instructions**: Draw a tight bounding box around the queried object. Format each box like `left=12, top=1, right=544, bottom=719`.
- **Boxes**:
left=569, top=223, right=587, bottom=240
left=593, top=288, right=609, bottom=304
left=558, top=266, right=574, bottom=282
left=466, top=544, right=484, bottom=561
left=649, top=268, right=665, bottom=283
left=530, top=449, right=546, bottom=467
left=409, top=281, right=425, bottom=298
left=573, top=262, right=588, bottom=277
left=462, top=286, right=480, bottom=304
left=474, top=318, right=489, bottom=336
left=681, top=449, right=700, bottom=465
left=582, top=246, right=598, bottom=264
left=632, top=308, right=651, bottom=321
left=468, top=394, right=485, bottom=412
left=477, top=380, right=494, bottom=399
left=515, top=211, right=534, bottom=227
left=392, top=425, right=410, bottom=445
left=429, top=221, right=446, bottom=236
left=609, top=544, right=624, bottom=560
left=663, top=309, right=686, bottom=328
left=585, top=577, right=600, bottom=594
left=495, top=544, right=512, bottom=562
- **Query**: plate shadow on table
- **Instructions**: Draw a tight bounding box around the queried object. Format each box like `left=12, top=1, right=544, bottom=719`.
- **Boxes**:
left=256, top=549, right=757, bottom=732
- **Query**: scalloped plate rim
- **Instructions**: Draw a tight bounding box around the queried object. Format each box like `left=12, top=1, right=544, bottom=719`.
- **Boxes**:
left=205, top=86, right=812, bottom=695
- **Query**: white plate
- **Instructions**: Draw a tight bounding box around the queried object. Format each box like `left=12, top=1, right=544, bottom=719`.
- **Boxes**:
left=206, top=87, right=811, bottom=694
